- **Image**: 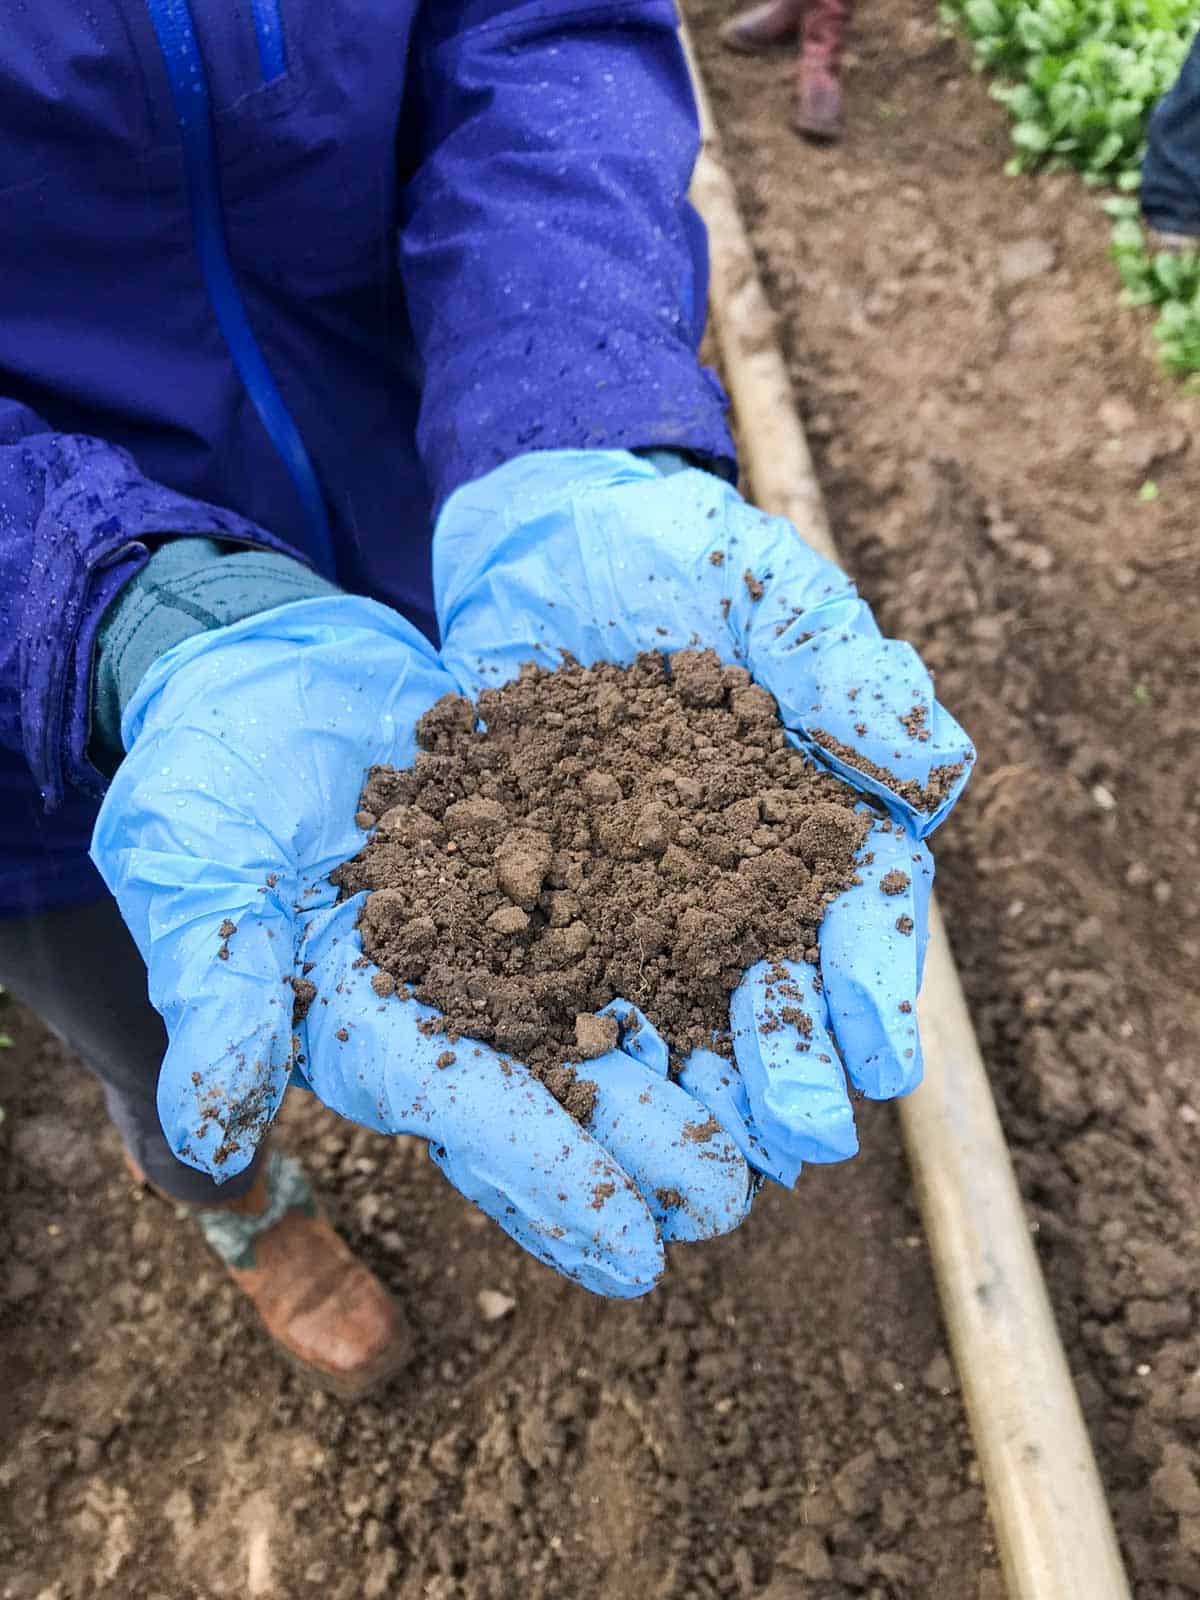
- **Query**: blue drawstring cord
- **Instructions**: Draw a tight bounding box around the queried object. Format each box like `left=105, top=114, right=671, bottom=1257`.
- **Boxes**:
left=143, top=0, right=336, bottom=577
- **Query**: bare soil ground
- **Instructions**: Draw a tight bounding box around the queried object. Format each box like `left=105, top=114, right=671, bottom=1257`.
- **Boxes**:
left=2, top=4, right=1197, bottom=1597
left=1, top=1006, right=990, bottom=1600
left=688, top=0, right=1200, bottom=1592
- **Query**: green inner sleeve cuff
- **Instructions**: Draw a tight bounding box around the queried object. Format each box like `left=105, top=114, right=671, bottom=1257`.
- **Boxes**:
left=91, top=538, right=339, bottom=773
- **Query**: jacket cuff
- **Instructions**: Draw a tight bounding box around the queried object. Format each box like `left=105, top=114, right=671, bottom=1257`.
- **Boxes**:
left=417, top=322, right=736, bottom=512
left=24, top=432, right=309, bottom=809
left=89, top=539, right=340, bottom=774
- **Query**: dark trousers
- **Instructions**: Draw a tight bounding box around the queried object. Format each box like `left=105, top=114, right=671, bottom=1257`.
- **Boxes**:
left=0, top=895, right=261, bottom=1203
left=1144, top=29, right=1200, bottom=238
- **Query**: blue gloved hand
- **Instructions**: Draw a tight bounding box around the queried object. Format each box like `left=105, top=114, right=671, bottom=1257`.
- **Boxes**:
left=91, top=595, right=750, bottom=1297
left=436, top=451, right=974, bottom=1185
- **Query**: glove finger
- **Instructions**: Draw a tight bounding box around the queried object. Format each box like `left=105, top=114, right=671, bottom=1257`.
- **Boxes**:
left=820, top=818, right=933, bottom=1100
left=91, top=792, right=297, bottom=1182
left=587, top=1002, right=751, bottom=1243
left=730, top=958, right=859, bottom=1178
left=157, top=932, right=295, bottom=1182
left=598, top=998, right=670, bottom=1077
left=753, top=618, right=974, bottom=837
left=157, top=883, right=298, bottom=1178
left=300, top=899, right=664, bottom=1298
left=676, top=1047, right=793, bottom=1187
left=144, top=894, right=296, bottom=1181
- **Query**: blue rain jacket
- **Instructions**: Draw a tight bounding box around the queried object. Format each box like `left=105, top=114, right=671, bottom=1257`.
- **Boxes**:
left=0, top=0, right=733, bottom=915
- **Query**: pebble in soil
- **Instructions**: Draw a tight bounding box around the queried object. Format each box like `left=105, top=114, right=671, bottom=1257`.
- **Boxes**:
left=331, top=649, right=873, bottom=1116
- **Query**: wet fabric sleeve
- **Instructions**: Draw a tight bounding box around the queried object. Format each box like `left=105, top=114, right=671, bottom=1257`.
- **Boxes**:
left=399, top=0, right=736, bottom=509
left=90, top=539, right=339, bottom=776
left=1143, top=28, right=1200, bottom=237
left=0, top=398, right=305, bottom=810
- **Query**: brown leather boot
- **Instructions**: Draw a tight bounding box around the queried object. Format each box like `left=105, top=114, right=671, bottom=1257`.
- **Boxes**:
left=721, top=0, right=805, bottom=55
left=793, top=0, right=851, bottom=140
left=127, top=1148, right=411, bottom=1398
left=794, top=64, right=843, bottom=140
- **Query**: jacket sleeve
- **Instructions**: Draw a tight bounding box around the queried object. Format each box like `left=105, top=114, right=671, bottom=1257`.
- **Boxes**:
left=399, top=0, right=736, bottom=508
left=0, top=399, right=298, bottom=809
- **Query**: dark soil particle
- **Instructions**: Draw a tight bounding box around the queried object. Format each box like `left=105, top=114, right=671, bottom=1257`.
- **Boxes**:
left=573, top=1013, right=619, bottom=1061
left=537, top=1064, right=598, bottom=1124
left=808, top=726, right=965, bottom=813
left=332, top=651, right=869, bottom=1117
left=879, top=869, right=910, bottom=897
left=682, top=1114, right=722, bottom=1145
left=743, top=569, right=765, bottom=602
left=900, top=704, right=931, bottom=743
left=289, top=976, right=317, bottom=1024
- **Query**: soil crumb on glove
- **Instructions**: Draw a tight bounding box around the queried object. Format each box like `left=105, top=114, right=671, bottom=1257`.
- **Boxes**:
left=332, top=651, right=870, bottom=1118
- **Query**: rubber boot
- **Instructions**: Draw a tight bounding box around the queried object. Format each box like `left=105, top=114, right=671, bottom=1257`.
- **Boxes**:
left=721, top=0, right=805, bottom=55
left=126, top=1148, right=412, bottom=1398
left=794, top=0, right=851, bottom=141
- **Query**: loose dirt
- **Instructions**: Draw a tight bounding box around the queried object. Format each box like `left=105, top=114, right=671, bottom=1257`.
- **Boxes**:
left=333, top=650, right=868, bottom=1114
left=687, top=1, right=1200, bottom=1591
left=4, top=4, right=1198, bottom=1597
left=0, top=1013, right=990, bottom=1600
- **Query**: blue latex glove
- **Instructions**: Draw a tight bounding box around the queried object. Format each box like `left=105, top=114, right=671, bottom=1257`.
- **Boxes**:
left=91, top=596, right=751, bottom=1298
left=436, top=451, right=975, bottom=1186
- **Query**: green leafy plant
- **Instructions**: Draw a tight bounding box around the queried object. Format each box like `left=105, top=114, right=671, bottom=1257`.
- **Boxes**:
left=944, top=0, right=1196, bottom=186
left=1108, top=196, right=1200, bottom=373
left=943, top=1, right=1200, bottom=371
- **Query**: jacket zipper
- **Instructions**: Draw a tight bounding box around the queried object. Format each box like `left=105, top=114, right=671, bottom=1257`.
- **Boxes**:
left=248, top=0, right=286, bottom=84
left=142, top=0, right=336, bottom=575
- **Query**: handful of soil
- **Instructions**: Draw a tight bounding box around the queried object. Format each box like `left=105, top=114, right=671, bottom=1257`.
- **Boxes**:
left=332, top=650, right=871, bottom=1119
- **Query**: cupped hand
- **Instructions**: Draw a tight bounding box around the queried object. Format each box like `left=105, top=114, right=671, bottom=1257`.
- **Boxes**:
left=92, top=595, right=750, bottom=1298
left=434, top=451, right=973, bottom=1184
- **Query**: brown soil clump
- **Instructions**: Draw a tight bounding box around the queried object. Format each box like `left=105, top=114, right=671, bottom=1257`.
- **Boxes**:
left=332, top=650, right=869, bottom=1110
left=808, top=727, right=963, bottom=814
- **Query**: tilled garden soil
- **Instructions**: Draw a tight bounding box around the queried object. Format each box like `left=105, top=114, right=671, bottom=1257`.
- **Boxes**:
left=2, top=6, right=1197, bottom=1599
left=688, top=0, right=1200, bottom=1592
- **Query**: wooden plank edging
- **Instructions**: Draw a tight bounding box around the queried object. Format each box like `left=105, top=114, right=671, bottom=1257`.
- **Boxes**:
left=680, top=23, right=1132, bottom=1598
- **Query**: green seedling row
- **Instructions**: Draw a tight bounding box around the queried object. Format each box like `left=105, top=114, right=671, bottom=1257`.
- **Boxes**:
left=942, top=0, right=1200, bottom=376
